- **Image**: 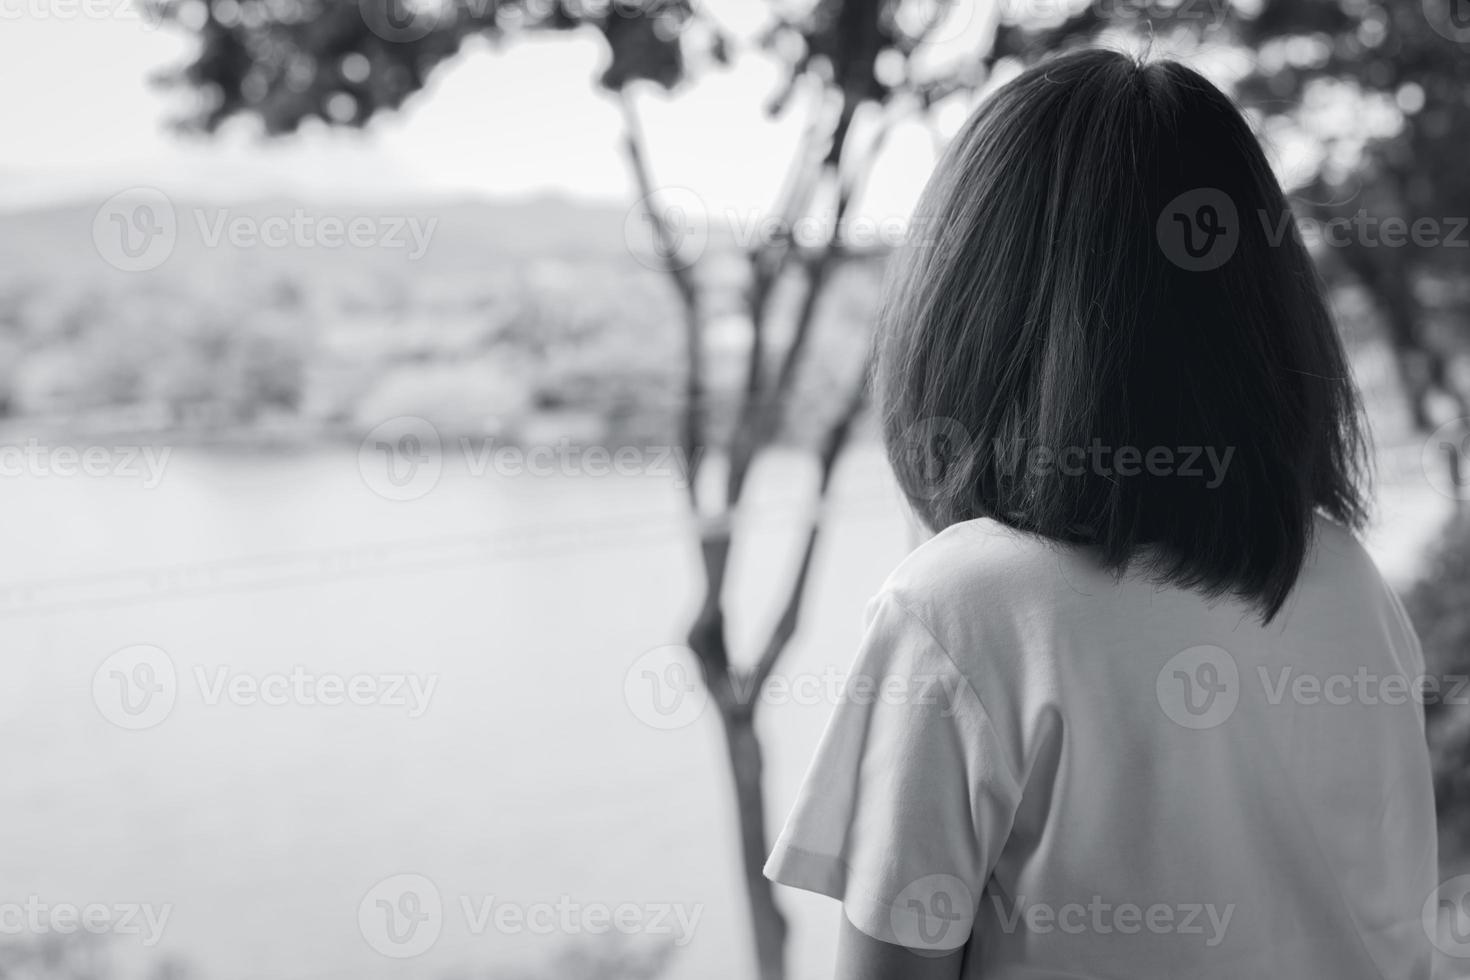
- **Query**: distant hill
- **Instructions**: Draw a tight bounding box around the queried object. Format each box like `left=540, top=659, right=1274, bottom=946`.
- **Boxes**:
left=0, top=193, right=657, bottom=285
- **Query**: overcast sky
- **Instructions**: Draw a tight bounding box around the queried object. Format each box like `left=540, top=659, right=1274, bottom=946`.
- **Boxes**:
left=0, top=1, right=1007, bottom=218
left=0, top=0, right=1293, bottom=221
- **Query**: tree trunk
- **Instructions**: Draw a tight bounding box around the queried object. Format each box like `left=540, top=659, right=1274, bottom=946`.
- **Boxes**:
left=719, top=705, right=789, bottom=980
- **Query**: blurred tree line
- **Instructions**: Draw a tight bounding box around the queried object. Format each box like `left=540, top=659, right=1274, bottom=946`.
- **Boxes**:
left=143, top=0, right=1470, bottom=976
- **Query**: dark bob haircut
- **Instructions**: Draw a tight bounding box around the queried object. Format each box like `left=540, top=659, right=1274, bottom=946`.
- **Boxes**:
left=876, top=48, right=1368, bottom=621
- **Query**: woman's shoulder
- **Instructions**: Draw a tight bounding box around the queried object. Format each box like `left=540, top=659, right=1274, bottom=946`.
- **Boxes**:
left=1302, top=511, right=1379, bottom=581
left=871, top=517, right=1103, bottom=689
left=887, top=512, right=1383, bottom=608
left=873, top=511, right=1399, bottom=669
left=882, top=517, right=1106, bottom=617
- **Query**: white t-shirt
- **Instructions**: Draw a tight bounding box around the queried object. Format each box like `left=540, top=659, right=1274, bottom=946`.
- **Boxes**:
left=765, top=514, right=1436, bottom=979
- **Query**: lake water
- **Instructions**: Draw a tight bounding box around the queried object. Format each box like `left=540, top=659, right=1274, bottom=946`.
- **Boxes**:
left=0, top=441, right=1449, bottom=980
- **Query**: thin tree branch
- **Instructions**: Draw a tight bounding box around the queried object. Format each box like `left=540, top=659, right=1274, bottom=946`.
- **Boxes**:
left=765, top=102, right=892, bottom=407
left=745, top=98, right=830, bottom=401
left=724, top=99, right=893, bottom=508
left=618, top=88, right=736, bottom=700
left=617, top=88, right=706, bottom=506
left=744, top=364, right=870, bottom=697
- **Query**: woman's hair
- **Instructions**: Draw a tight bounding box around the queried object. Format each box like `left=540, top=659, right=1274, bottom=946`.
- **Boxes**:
left=876, top=47, right=1368, bottom=621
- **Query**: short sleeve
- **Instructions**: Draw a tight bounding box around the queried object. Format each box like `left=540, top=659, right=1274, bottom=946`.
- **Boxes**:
left=763, top=592, right=1023, bottom=952
left=1377, top=572, right=1428, bottom=728
left=1381, top=575, right=1426, bottom=678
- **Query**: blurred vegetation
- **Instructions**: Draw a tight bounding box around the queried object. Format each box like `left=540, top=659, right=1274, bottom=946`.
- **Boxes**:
left=0, top=933, right=672, bottom=980
left=1408, top=514, right=1470, bottom=868
left=1234, top=0, right=1470, bottom=432
left=0, top=934, right=189, bottom=980
left=0, top=203, right=880, bottom=448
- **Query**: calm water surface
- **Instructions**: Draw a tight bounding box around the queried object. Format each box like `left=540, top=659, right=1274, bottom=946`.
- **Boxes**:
left=0, top=441, right=1444, bottom=980
left=0, top=444, right=912, bottom=980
